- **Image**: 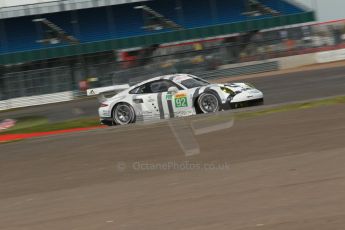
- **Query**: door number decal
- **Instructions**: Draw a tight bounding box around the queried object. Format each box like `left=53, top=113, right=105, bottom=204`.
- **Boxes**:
left=175, top=93, right=188, bottom=108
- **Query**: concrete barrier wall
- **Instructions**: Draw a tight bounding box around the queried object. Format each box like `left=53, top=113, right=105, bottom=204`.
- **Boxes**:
left=274, top=53, right=316, bottom=70
left=315, top=48, right=345, bottom=63
left=200, top=61, right=279, bottom=79
left=217, top=49, right=344, bottom=75
left=216, top=54, right=315, bottom=76
left=0, top=91, right=74, bottom=111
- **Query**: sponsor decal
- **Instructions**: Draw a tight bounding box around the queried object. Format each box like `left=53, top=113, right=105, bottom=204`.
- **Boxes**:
left=0, top=119, right=16, bottom=131
left=166, top=94, right=172, bottom=100
left=175, top=110, right=193, bottom=117
left=175, top=93, right=187, bottom=99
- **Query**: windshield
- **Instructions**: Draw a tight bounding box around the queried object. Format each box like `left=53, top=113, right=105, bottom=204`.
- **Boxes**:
left=180, top=77, right=210, bottom=89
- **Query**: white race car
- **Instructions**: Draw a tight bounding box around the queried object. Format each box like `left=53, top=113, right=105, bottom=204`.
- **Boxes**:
left=87, top=74, right=264, bottom=125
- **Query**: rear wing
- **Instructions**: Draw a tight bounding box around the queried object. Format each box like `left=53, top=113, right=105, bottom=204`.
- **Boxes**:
left=87, top=85, right=130, bottom=96
left=87, top=84, right=130, bottom=102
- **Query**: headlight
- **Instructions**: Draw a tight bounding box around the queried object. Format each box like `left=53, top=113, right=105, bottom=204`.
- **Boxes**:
left=100, top=103, right=109, bottom=107
left=221, top=87, right=235, bottom=96
left=245, top=83, right=256, bottom=88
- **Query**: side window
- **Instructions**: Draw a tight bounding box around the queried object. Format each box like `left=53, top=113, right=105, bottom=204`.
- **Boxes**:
left=150, top=80, right=183, bottom=93
left=129, top=80, right=182, bottom=94
left=129, top=83, right=152, bottom=94
left=150, top=81, right=170, bottom=93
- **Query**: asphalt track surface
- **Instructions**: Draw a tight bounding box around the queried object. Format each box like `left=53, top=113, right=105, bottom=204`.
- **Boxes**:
left=1, top=64, right=345, bottom=121
left=1, top=105, right=345, bottom=229
left=1, top=65, right=345, bottom=229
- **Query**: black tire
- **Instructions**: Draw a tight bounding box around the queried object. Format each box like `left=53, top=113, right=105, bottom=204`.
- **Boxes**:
left=197, top=92, right=221, bottom=113
left=112, top=103, right=136, bottom=125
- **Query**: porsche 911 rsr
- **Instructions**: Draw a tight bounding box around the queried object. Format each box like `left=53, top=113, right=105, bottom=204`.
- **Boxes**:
left=87, top=74, right=264, bottom=125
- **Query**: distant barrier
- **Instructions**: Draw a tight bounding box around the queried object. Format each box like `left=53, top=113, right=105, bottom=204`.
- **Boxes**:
left=0, top=91, right=74, bottom=111
left=198, top=61, right=279, bottom=80
left=316, top=48, right=345, bottom=63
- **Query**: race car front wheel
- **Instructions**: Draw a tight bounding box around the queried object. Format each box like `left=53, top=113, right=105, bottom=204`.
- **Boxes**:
left=113, top=103, right=136, bottom=125
left=197, top=93, right=220, bottom=113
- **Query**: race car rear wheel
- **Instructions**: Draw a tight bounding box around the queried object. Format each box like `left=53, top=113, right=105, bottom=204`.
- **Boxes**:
left=197, top=93, right=220, bottom=113
left=113, top=103, right=136, bottom=125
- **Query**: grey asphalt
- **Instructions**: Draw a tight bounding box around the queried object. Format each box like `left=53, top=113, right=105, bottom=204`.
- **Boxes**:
left=1, top=64, right=345, bottom=121
left=249, top=65, right=345, bottom=105
left=1, top=65, right=345, bottom=229
left=1, top=105, right=345, bottom=229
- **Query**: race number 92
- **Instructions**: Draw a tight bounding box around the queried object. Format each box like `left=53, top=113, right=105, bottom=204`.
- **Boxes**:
left=175, top=96, right=188, bottom=108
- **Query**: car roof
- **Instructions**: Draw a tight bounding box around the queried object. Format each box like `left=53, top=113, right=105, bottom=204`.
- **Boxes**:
left=131, top=74, right=194, bottom=88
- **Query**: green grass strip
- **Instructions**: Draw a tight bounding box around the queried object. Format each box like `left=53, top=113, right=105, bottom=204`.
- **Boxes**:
left=236, top=96, right=345, bottom=120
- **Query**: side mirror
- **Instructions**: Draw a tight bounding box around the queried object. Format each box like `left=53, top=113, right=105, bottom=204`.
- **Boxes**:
left=167, top=86, right=179, bottom=94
